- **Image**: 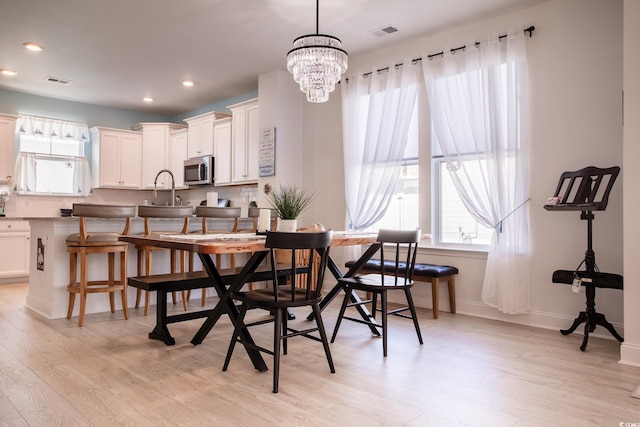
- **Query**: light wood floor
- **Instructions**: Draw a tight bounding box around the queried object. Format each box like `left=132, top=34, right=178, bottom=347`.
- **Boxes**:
left=1, top=282, right=639, bottom=426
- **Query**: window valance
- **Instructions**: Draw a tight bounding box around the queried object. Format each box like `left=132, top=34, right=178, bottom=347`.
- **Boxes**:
left=16, top=115, right=89, bottom=141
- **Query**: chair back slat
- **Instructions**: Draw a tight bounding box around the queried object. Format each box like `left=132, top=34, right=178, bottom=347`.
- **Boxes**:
left=72, top=204, right=136, bottom=243
left=375, top=229, right=421, bottom=287
left=196, top=206, right=240, bottom=233
left=265, top=230, right=332, bottom=303
left=137, top=205, right=192, bottom=236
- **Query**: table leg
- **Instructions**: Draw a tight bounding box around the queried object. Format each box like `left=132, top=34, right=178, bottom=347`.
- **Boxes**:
left=148, top=289, right=175, bottom=345
left=308, top=243, right=381, bottom=336
left=191, top=251, right=269, bottom=372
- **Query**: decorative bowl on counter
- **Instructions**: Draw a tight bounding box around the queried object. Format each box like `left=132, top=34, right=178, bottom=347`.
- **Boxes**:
left=60, top=208, right=73, bottom=217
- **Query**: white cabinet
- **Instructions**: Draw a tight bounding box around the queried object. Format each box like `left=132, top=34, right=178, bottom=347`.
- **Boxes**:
left=170, top=128, right=188, bottom=188
left=184, top=111, right=230, bottom=159
left=229, top=98, right=259, bottom=184
left=213, top=118, right=232, bottom=185
left=90, top=127, right=142, bottom=189
left=0, top=220, right=30, bottom=281
left=0, top=114, right=17, bottom=184
left=132, top=122, right=187, bottom=189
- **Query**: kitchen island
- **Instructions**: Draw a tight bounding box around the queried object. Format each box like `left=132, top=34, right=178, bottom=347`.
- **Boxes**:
left=25, top=216, right=254, bottom=319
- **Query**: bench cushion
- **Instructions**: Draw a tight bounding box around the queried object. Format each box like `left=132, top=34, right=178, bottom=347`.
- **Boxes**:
left=345, top=259, right=458, bottom=278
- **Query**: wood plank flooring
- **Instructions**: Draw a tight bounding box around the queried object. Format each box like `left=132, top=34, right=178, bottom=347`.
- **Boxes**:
left=1, top=282, right=639, bottom=426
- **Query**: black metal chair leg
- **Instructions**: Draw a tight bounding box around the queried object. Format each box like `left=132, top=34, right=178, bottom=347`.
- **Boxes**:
left=312, top=303, right=335, bottom=373
left=331, top=285, right=351, bottom=343
left=381, top=291, right=388, bottom=357
left=405, top=288, right=423, bottom=344
left=273, top=308, right=283, bottom=393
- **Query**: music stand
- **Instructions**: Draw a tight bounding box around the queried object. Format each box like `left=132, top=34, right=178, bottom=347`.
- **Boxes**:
left=544, top=166, right=623, bottom=351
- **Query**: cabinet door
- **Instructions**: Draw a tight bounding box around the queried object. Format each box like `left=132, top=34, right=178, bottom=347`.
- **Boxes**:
left=141, top=126, right=168, bottom=189
left=0, top=221, right=30, bottom=279
left=188, top=120, right=214, bottom=158
left=0, top=115, right=17, bottom=184
left=245, top=104, right=259, bottom=182
left=232, top=108, right=248, bottom=183
left=231, top=101, right=259, bottom=184
left=170, top=129, right=188, bottom=188
left=187, top=121, right=204, bottom=159
left=119, top=133, right=142, bottom=188
left=98, top=131, right=125, bottom=187
left=214, top=121, right=232, bottom=185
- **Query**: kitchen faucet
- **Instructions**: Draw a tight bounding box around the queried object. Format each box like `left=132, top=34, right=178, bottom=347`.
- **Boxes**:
left=153, top=169, right=175, bottom=206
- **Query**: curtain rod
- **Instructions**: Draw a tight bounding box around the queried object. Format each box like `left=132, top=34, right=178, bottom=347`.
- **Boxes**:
left=360, top=25, right=535, bottom=78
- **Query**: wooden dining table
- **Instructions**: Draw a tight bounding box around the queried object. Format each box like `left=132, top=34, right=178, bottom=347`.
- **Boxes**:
left=119, top=230, right=381, bottom=371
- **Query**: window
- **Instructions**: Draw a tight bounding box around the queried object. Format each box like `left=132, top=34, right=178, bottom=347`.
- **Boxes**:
left=434, top=158, right=492, bottom=246
left=13, top=115, right=91, bottom=196
left=375, top=160, right=419, bottom=230
left=18, top=135, right=86, bottom=194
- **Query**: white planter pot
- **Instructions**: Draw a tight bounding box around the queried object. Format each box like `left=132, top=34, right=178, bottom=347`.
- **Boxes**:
left=277, top=219, right=297, bottom=232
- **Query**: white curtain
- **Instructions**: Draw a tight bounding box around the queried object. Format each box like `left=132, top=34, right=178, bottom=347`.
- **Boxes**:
left=423, top=32, right=531, bottom=314
left=72, top=157, right=92, bottom=195
left=341, top=60, right=420, bottom=230
left=13, top=152, right=92, bottom=195
left=13, top=152, right=37, bottom=194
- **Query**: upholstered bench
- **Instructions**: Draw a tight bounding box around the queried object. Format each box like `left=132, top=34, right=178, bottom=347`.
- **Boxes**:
left=344, top=259, right=458, bottom=319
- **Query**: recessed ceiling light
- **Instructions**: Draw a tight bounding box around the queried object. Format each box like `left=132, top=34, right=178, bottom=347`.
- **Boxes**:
left=182, top=80, right=194, bottom=87
left=23, top=42, right=43, bottom=52
left=143, top=97, right=154, bottom=102
left=0, top=69, right=17, bottom=77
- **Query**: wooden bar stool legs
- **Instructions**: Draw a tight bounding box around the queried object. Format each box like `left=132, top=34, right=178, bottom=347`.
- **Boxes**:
left=66, top=204, right=135, bottom=327
left=67, top=246, right=130, bottom=327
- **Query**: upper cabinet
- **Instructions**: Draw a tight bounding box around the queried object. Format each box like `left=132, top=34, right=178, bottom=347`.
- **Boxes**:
left=229, top=98, right=259, bottom=184
left=132, top=122, right=187, bottom=189
left=169, top=128, right=188, bottom=188
left=0, top=114, right=17, bottom=185
left=184, top=111, right=230, bottom=159
left=91, top=127, right=142, bottom=189
left=213, top=117, right=232, bottom=186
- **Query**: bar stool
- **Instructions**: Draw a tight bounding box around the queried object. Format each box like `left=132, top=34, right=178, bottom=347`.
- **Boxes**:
left=135, top=205, right=193, bottom=315
left=190, top=206, right=241, bottom=306
left=66, top=203, right=136, bottom=327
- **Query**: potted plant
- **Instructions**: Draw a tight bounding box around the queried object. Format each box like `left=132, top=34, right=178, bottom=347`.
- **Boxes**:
left=267, top=184, right=317, bottom=231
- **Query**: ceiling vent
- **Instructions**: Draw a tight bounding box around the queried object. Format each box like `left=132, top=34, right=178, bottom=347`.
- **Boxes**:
left=370, top=25, right=398, bottom=37
left=45, top=76, right=72, bottom=85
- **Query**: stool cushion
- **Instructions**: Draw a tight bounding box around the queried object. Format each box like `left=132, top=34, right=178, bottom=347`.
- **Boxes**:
left=345, top=259, right=458, bottom=278
left=66, top=232, right=124, bottom=244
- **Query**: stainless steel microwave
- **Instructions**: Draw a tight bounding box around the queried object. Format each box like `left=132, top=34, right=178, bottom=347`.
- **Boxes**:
left=183, top=155, right=214, bottom=186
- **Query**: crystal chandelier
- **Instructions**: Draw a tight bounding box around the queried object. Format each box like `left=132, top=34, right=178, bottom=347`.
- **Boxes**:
left=286, top=0, right=348, bottom=103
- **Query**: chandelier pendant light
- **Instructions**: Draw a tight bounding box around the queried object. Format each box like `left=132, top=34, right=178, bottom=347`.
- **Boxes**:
left=286, top=0, right=348, bottom=103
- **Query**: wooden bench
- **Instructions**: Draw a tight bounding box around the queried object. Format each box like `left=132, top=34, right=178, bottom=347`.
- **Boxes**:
left=344, top=259, right=458, bottom=319
left=128, top=265, right=298, bottom=345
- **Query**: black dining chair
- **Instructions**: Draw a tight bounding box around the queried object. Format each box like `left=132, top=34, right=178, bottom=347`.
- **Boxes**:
left=222, top=230, right=335, bottom=393
left=330, top=229, right=423, bottom=356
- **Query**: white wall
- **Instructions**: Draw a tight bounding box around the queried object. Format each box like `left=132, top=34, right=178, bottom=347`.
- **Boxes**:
left=622, top=0, right=640, bottom=366
left=302, top=0, right=627, bottom=347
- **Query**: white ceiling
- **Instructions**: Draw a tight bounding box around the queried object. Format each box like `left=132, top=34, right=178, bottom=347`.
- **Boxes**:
left=0, top=0, right=543, bottom=116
